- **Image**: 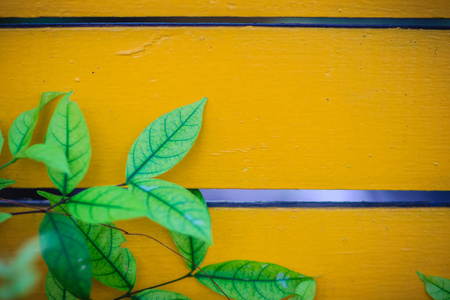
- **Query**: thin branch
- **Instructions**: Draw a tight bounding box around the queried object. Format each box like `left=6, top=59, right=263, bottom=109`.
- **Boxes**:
left=0, top=159, right=17, bottom=171
left=10, top=209, right=47, bottom=216
left=0, top=198, right=46, bottom=210
left=101, top=223, right=230, bottom=300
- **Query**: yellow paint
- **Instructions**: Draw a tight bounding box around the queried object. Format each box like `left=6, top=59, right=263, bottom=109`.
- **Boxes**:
left=0, top=207, right=449, bottom=299
left=0, top=27, right=449, bottom=190
left=0, top=0, right=449, bottom=18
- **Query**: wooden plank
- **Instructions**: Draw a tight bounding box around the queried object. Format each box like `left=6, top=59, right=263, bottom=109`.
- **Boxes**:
left=0, top=27, right=449, bottom=190
left=0, top=0, right=449, bottom=18
left=0, top=207, right=449, bottom=299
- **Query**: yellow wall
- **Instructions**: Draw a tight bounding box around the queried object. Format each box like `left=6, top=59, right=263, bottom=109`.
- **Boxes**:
left=1, top=207, right=449, bottom=299
left=0, top=27, right=448, bottom=190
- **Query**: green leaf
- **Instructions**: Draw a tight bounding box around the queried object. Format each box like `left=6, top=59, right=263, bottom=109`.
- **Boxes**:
left=132, top=289, right=191, bottom=300
left=37, top=190, right=65, bottom=213
left=45, top=271, right=77, bottom=300
left=126, top=98, right=207, bottom=182
left=129, top=179, right=212, bottom=245
left=0, top=238, right=40, bottom=300
left=45, top=93, right=91, bottom=195
left=16, top=143, right=70, bottom=174
left=68, top=186, right=146, bottom=223
left=194, top=260, right=313, bottom=300
left=77, top=222, right=136, bottom=291
left=0, top=213, right=11, bottom=224
left=39, top=213, right=92, bottom=299
left=170, top=189, right=209, bottom=271
left=293, top=279, right=316, bottom=300
left=417, top=271, right=450, bottom=300
left=0, top=179, right=15, bottom=190
left=0, top=129, right=3, bottom=154
left=40, top=190, right=137, bottom=291
left=8, top=92, right=66, bottom=156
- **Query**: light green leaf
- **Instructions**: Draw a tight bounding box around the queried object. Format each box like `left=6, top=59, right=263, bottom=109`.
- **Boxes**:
left=417, top=271, right=450, bottom=300
left=16, top=143, right=70, bottom=174
left=37, top=190, right=65, bottom=213
left=293, top=279, right=316, bottom=300
left=39, top=213, right=92, bottom=299
left=45, top=93, right=91, bottom=195
left=126, top=98, right=207, bottom=182
left=129, top=179, right=212, bottom=245
left=0, top=130, right=3, bottom=154
left=45, top=271, right=77, bottom=300
left=0, top=238, right=40, bottom=300
left=0, top=179, right=15, bottom=190
left=170, top=189, right=209, bottom=271
left=132, top=289, right=191, bottom=300
left=0, top=213, right=12, bottom=224
left=68, top=186, right=146, bottom=223
left=8, top=92, right=66, bottom=156
left=194, top=260, right=313, bottom=300
left=40, top=190, right=137, bottom=291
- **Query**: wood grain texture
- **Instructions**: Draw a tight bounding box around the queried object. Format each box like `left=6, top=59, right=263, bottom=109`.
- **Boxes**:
left=0, top=0, right=449, bottom=18
left=0, top=27, right=449, bottom=190
left=0, top=207, right=449, bottom=299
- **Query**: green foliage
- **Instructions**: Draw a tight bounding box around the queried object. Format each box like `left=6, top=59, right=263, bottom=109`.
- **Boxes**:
left=0, top=179, right=15, bottom=190
left=129, top=179, right=212, bottom=244
left=0, top=238, right=40, bottom=300
left=45, top=271, right=77, bottom=300
left=39, top=213, right=92, bottom=299
left=194, top=260, right=313, bottom=300
left=132, top=289, right=191, bottom=300
left=68, top=185, right=146, bottom=223
left=293, top=279, right=316, bottom=300
left=8, top=92, right=66, bottom=156
left=45, top=93, right=91, bottom=196
left=126, top=97, right=207, bottom=182
left=0, top=130, right=3, bottom=154
left=170, top=189, right=209, bottom=271
left=0, top=212, right=11, bottom=224
left=40, top=190, right=136, bottom=291
left=16, top=143, right=70, bottom=174
left=1, top=94, right=318, bottom=300
left=417, top=271, right=450, bottom=300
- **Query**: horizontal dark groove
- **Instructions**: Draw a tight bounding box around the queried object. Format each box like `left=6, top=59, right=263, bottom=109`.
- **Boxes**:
left=1, top=188, right=449, bottom=208
left=0, top=17, right=449, bottom=29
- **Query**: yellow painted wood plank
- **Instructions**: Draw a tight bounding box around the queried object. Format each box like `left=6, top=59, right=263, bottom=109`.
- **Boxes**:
left=1, top=0, right=449, bottom=18
left=0, top=207, right=449, bottom=299
left=0, top=27, right=449, bottom=190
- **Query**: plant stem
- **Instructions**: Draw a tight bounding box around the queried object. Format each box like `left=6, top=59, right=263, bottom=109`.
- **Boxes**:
left=10, top=209, right=47, bottom=216
left=0, top=159, right=17, bottom=171
left=112, top=273, right=192, bottom=300
left=0, top=198, right=46, bottom=210
left=101, top=224, right=230, bottom=300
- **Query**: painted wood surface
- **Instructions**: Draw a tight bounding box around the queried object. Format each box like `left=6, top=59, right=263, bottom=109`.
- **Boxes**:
left=0, top=207, right=449, bottom=299
left=0, top=0, right=449, bottom=18
left=0, top=27, right=449, bottom=190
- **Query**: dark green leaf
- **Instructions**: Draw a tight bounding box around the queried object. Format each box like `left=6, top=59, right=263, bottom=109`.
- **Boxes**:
left=45, top=94, right=91, bottom=195
left=170, top=189, right=209, bottom=271
left=16, top=143, right=70, bottom=174
left=417, top=271, right=450, bottom=300
left=8, top=92, right=66, bottom=156
left=45, top=271, right=77, bottom=300
left=126, top=98, right=207, bottom=182
left=129, top=179, right=212, bottom=245
left=39, top=213, right=92, bottom=299
left=132, top=289, right=191, bottom=300
left=77, top=222, right=136, bottom=291
left=0, top=213, right=12, bottom=224
left=293, top=279, right=316, bottom=300
left=68, top=186, right=146, bottom=223
left=0, top=238, right=40, bottom=300
left=194, top=260, right=313, bottom=300
left=40, top=190, right=137, bottom=291
left=0, top=179, right=15, bottom=190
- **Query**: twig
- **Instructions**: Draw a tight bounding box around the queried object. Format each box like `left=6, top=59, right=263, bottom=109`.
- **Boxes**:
left=0, top=198, right=46, bottom=210
left=0, top=159, right=16, bottom=171
left=101, top=223, right=230, bottom=300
